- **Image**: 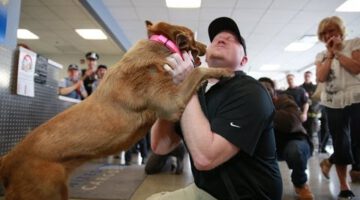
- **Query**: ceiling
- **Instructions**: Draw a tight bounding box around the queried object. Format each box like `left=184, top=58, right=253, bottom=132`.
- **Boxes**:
left=19, top=0, right=360, bottom=79
left=19, top=0, right=124, bottom=56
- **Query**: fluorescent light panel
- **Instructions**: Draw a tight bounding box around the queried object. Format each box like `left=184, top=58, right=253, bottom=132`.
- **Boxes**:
left=336, top=0, right=360, bottom=12
left=75, top=29, right=107, bottom=40
left=17, top=29, right=39, bottom=39
left=260, top=64, right=281, bottom=71
left=166, top=0, right=201, bottom=8
left=285, top=35, right=318, bottom=52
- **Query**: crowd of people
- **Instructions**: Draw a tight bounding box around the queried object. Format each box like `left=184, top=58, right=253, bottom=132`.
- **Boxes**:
left=57, top=15, right=359, bottom=200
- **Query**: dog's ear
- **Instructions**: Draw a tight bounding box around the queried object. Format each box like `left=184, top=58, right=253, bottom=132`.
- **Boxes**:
left=195, top=41, right=207, bottom=56
left=176, top=33, right=190, bottom=51
left=145, top=20, right=153, bottom=38
left=145, top=20, right=153, bottom=28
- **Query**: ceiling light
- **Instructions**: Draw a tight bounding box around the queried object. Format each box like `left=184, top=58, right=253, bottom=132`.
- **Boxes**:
left=285, top=35, right=318, bottom=52
left=166, top=0, right=201, bottom=8
left=75, top=29, right=107, bottom=40
left=336, top=0, right=360, bottom=12
left=260, top=64, right=280, bottom=71
left=17, top=29, right=39, bottom=40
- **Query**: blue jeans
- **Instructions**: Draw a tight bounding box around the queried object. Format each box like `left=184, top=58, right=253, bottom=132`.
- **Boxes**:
left=278, top=139, right=311, bottom=187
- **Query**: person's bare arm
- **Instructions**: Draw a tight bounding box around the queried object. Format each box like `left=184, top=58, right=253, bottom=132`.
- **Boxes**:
left=334, top=49, right=360, bottom=75
left=316, top=55, right=333, bottom=82
left=150, top=119, right=181, bottom=155
left=180, top=95, right=239, bottom=171
left=59, top=83, right=78, bottom=95
left=301, top=102, right=309, bottom=122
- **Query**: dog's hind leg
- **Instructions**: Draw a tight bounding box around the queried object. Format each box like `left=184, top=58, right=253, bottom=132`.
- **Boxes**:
left=5, top=160, right=68, bottom=200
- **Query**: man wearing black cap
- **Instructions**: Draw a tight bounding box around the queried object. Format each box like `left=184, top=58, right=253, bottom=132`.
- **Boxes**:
left=83, top=51, right=100, bottom=95
left=58, top=64, right=88, bottom=100
left=148, top=17, right=282, bottom=200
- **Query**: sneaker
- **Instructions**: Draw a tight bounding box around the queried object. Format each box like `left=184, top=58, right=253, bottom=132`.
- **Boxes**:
left=175, top=157, right=184, bottom=175
left=320, top=159, right=332, bottom=179
left=350, top=170, right=360, bottom=183
left=338, top=190, right=355, bottom=200
left=294, top=184, right=314, bottom=200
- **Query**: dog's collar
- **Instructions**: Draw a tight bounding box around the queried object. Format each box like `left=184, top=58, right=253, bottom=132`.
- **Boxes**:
left=150, top=34, right=183, bottom=59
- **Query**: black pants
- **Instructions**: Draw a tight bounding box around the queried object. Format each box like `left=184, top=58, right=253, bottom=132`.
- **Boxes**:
left=145, top=143, right=186, bottom=174
left=125, top=137, right=148, bottom=163
left=326, top=103, right=360, bottom=170
left=318, top=107, right=330, bottom=152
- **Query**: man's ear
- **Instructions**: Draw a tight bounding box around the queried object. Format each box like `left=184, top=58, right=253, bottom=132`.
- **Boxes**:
left=240, top=56, right=248, bottom=66
left=176, top=33, right=189, bottom=51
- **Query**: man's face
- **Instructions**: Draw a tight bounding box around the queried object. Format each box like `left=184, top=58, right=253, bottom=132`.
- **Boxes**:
left=68, top=69, right=79, bottom=80
left=97, top=68, right=107, bottom=79
left=86, top=59, right=97, bottom=69
left=304, top=72, right=312, bottom=83
left=287, top=75, right=295, bottom=88
left=206, top=31, right=246, bottom=69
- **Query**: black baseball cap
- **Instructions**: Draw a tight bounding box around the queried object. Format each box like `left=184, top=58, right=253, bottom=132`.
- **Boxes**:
left=97, top=64, right=107, bottom=70
left=208, top=17, right=247, bottom=55
left=68, top=64, right=79, bottom=71
left=85, top=52, right=99, bottom=60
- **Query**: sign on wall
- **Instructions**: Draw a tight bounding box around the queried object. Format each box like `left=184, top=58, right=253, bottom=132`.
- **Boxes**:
left=17, top=47, right=36, bottom=97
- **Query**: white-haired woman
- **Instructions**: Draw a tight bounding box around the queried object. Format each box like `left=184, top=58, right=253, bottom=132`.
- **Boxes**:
left=315, top=16, right=360, bottom=199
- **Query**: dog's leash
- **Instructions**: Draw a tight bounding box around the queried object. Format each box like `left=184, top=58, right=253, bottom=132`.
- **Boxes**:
left=150, top=34, right=183, bottom=60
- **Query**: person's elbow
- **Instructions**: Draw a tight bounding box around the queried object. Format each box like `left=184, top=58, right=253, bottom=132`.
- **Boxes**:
left=193, top=154, right=216, bottom=171
left=316, top=75, right=327, bottom=83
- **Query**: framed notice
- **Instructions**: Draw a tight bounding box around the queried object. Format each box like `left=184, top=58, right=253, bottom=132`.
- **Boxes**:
left=17, top=47, right=37, bottom=97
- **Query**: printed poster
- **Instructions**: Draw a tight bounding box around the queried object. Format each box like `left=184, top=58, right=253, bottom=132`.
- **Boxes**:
left=17, top=47, right=37, bottom=97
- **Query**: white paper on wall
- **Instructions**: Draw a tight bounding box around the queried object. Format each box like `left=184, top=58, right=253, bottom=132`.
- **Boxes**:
left=17, top=46, right=36, bottom=97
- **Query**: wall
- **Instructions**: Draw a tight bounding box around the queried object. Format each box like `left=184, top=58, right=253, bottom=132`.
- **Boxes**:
left=0, top=46, right=76, bottom=156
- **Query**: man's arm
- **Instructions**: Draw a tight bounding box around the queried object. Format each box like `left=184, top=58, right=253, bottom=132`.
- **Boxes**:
left=59, top=84, right=77, bottom=96
left=150, top=119, right=181, bottom=155
left=301, top=102, right=309, bottom=122
left=180, top=95, right=239, bottom=171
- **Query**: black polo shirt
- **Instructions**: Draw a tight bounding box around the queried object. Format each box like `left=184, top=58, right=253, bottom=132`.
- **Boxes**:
left=177, top=71, right=283, bottom=200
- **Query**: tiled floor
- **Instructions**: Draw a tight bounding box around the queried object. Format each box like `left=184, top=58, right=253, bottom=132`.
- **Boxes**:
left=129, top=152, right=360, bottom=200
left=1, top=150, right=359, bottom=200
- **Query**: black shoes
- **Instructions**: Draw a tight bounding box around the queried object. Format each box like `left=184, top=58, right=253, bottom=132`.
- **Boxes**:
left=338, top=190, right=355, bottom=200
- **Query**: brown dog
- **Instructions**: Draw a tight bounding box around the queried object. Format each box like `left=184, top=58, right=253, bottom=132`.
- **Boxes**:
left=0, top=21, right=232, bottom=200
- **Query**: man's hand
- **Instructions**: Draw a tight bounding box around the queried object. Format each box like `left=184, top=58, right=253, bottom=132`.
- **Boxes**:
left=74, top=80, right=83, bottom=90
left=164, top=51, right=194, bottom=84
left=84, top=68, right=95, bottom=78
left=300, top=113, right=307, bottom=122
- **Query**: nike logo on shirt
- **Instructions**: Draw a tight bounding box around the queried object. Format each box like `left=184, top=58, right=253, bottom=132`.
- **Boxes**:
left=230, top=122, right=241, bottom=128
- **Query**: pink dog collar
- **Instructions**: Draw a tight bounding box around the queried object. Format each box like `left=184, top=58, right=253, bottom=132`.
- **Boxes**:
left=150, top=34, right=183, bottom=60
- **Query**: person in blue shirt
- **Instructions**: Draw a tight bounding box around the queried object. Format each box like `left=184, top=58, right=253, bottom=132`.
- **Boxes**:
left=58, top=64, right=88, bottom=100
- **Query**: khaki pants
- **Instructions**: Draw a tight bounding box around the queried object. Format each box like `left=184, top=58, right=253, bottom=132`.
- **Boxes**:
left=146, top=183, right=217, bottom=200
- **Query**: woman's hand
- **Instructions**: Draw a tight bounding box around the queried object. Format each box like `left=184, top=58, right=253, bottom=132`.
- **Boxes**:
left=164, top=51, right=194, bottom=84
left=326, top=35, right=343, bottom=55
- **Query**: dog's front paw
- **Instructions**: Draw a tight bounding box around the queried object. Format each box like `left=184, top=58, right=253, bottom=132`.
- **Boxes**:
left=219, top=68, right=234, bottom=78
